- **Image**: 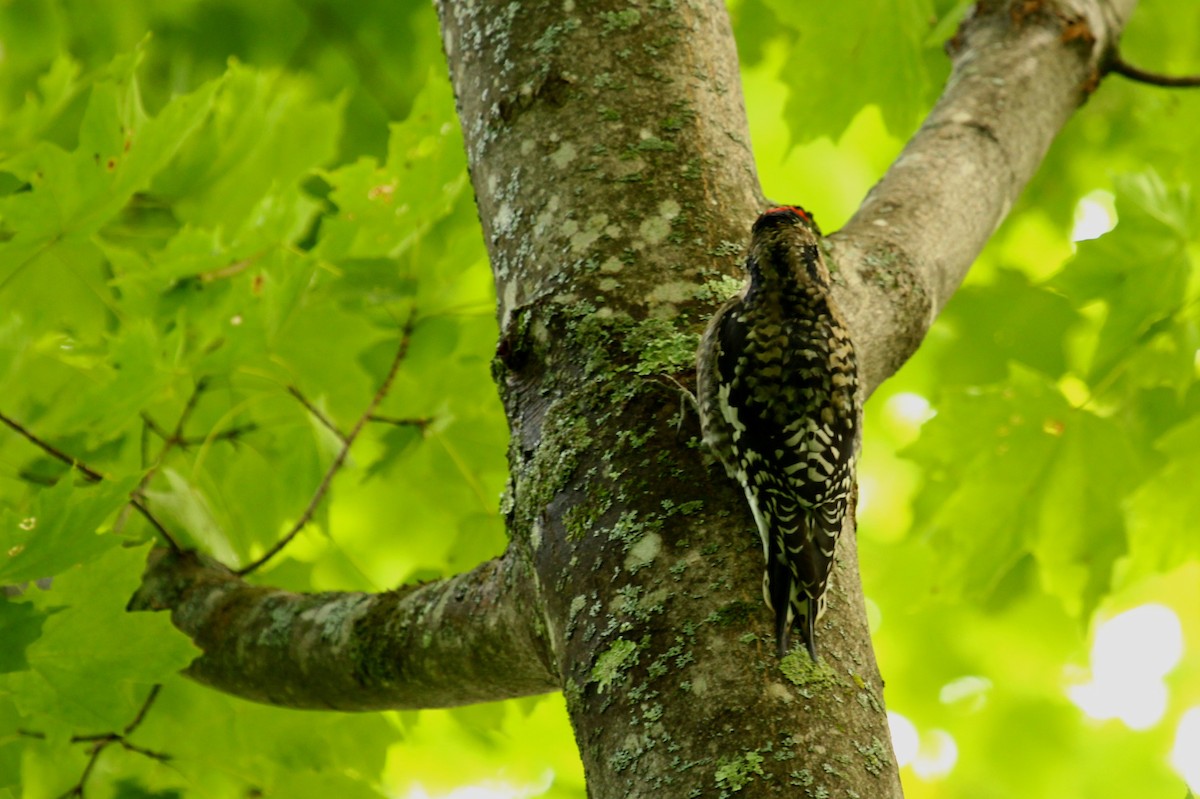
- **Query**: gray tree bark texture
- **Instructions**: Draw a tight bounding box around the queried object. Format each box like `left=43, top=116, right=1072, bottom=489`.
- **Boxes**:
left=133, top=1, right=1138, bottom=796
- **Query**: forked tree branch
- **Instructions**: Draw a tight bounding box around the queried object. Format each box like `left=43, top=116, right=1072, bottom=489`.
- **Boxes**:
left=429, top=1, right=1140, bottom=797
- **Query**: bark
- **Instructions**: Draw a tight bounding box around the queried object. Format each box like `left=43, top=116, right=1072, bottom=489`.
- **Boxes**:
left=134, top=1, right=1139, bottom=797
left=131, top=548, right=557, bottom=710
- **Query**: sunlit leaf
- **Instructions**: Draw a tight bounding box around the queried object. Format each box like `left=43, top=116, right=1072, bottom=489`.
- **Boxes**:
left=0, top=475, right=134, bottom=583
left=1125, top=415, right=1200, bottom=578
left=761, top=0, right=938, bottom=141
left=1052, top=172, right=1192, bottom=383
left=14, top=545, right=199, bottom=728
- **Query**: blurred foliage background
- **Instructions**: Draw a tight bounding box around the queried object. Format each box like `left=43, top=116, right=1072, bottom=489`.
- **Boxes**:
left=0, top=0, right=1197, bottom=796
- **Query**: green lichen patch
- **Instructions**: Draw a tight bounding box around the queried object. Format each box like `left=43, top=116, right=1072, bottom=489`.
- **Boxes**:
left=590, top=637, right=640, bottom=694
left=518, top=402, right=593, bottom=522
left=624, top=531, right=663, bottom=572
left=854, top=738, right=892, bottom=777
left=697, top=274, right=744, bottom=303
left=608, top=509, right=664, bottom=552
left=601, top=9, right=642, bottom=32
left=564, top=489, right=613, bottom=541
left=715, top=750, right=765, bottom=794
left=780, top=653, right=843, bottom=698
left=626, top=318, right=699, bottom=376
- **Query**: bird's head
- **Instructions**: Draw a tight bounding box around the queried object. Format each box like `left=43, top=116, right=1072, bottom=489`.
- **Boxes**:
left=747, top=205, right=830, bottom=290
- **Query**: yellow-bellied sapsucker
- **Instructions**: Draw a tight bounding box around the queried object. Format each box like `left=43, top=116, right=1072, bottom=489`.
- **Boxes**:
left=696, top=205, right=859, bottom=659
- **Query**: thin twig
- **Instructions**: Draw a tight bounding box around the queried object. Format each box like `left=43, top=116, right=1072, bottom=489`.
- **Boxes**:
left=129, top=502, right=181, bottom=550
left=144, top=413, right=256, bottom=448
left=1108, top=54, right=1200, bottom=88
left=54, top=684, right=167, bottom=799
left=196, top=252, right=264, bottom=283
left=0, top=413, right=105, bottom=482
left=238, top=313, right=419, bottom=576
left=133, top=378, right=209, bottom=498
left=138, top=412, right=172, bottom=442
left=123, top=683, right=162, bottom=734
left=118, top=377, right=214, bottom=543
left=185, top=424, right=257, bottom=447
left=287, top=385, right=349, bottom=442
left=0, top=410, right=182, bottom=552
left=368, top=414, right=432, bottom=431
left=67, top=734, right=171, bottom=762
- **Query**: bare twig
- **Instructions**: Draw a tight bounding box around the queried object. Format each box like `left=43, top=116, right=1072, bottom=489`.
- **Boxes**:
left=120, top=378, right=214, bottom=545
left=1108, top=53, right=1200, bottom=87
left=0, top=411, right=182, bottom=551
left=143, top=413, right=256, bottom=449
left=0, top=413, right=105, bottom=482
left=139, top=412, right=172, bottom=443
left=368, top=414, right=432, bottom=431
left=237, top=312, right=419, bottom=576
left=129, top=504, right=182, bottom=550
left=186, top=424, right=257, bottom=447
left=132, top=378, right=209, bottom=498
left=287, top=385, right=349, bottom=442
left=53, top=685, right=168, bottom=799
left=196, top=251, right=264, bottom=283
left=124, top=683, right=163, bottom=734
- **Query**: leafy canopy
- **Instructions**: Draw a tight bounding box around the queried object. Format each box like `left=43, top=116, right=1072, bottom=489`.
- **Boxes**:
left=1, top=0, right=1199, bottom=797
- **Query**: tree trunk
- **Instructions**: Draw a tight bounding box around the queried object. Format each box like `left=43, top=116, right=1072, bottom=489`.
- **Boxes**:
left=134, top=1, right=1138, bottom=796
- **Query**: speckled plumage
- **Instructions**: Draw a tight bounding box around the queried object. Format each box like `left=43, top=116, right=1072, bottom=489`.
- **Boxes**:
left=696, top=206, right=859, bottom=659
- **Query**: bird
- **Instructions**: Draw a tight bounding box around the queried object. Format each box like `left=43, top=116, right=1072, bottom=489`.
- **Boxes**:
left=695, top=205, right=859, bottom=659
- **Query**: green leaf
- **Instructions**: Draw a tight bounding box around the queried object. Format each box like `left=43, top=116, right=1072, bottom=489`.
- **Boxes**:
left=0, top=599, right=51, bottom=674
left=12, top=545, right=199, bottom=728
left=1051, top=171, right=1192, bottom=383
left=1125, top=414, right=1200, bottom=577
left=142, top=468, right=237, bottom=564
left=362, top=424, right=424, bottom=482
left=160, top=63, right=342, bottom=232
left=764, top=0, right=937, bottom=141
left=0, top=54, right=81, bottom=152
left=935, top=269, right=1080, bottom=385
left=903, top=368, right=1070, bottom=600
left=316, top=74, right=467, bottom=260
left=1032, top=413, right=1141, bottom=617
left=0, top=475, right=135, bottom=583
left=0, top=64, right=219, bottom=289
left=111, top=781, right=184, bottom=799
left=55, top=319, right=178, bottom=436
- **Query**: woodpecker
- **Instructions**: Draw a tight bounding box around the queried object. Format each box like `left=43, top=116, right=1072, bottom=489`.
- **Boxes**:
left=696, top=205, right=859, bottom=659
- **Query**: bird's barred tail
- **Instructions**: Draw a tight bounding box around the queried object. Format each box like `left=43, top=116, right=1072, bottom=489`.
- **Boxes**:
left=764, top=542, right=821, bottom=660
left=762, top=493, right=843, bottom=659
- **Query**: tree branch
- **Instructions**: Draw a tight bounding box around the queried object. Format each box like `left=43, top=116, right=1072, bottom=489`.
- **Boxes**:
left=830, top=0, right=1138, bottom=394
left=0, top=412, right=105, bottom=482
left=117, top=2, right=1146, bottom=796
left=131, top=548, right=558, bottom=710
